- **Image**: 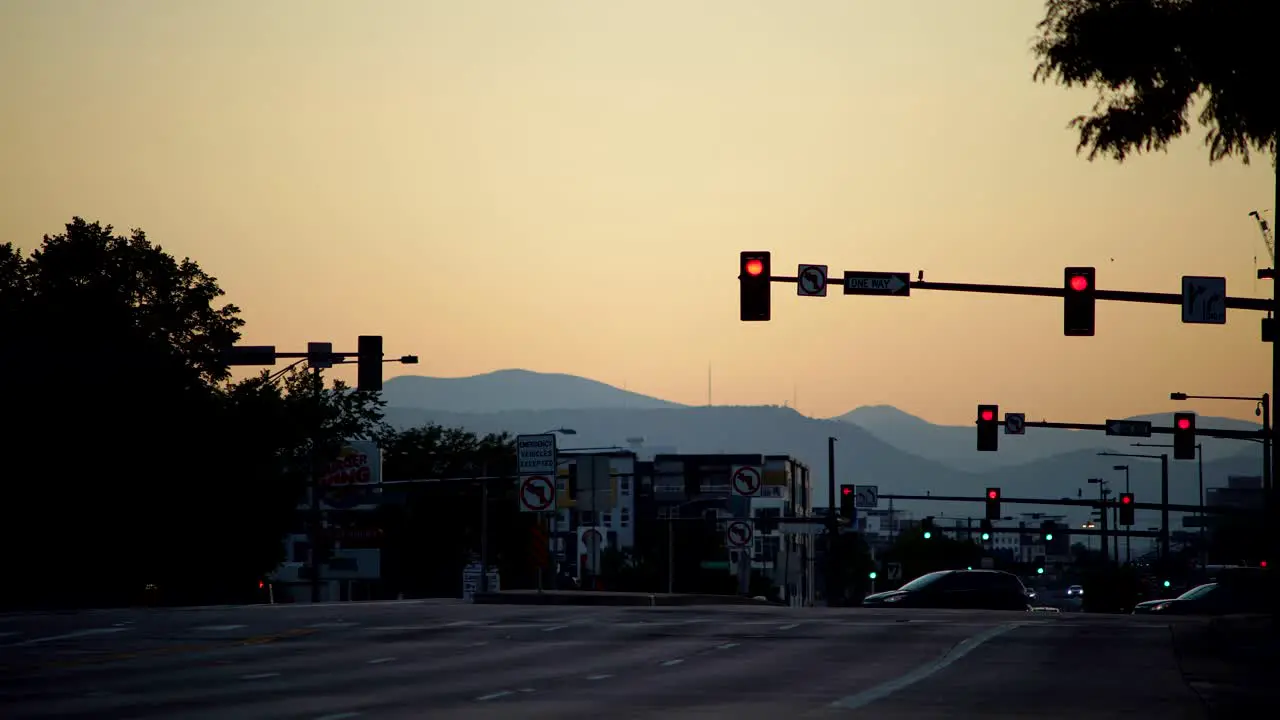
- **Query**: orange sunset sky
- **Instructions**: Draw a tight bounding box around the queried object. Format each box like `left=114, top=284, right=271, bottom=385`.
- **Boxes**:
left=2, top=0, right=1274, bottom=425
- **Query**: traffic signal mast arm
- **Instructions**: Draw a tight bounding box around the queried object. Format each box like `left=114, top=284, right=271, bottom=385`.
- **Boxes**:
left=879, top=493, right=1255, bottom=516
left=767, top=274, right=1272, bottom=312
left=1003, top=418, right=1264, bottom=442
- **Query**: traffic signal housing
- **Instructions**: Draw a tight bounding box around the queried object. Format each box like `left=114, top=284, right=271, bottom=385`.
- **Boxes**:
left=979, top=518, right=993, bottom=542
left=985, top=488, right=1001, bottom=520
left=1040, top=520, right=1055, bottom=542
left=839, top=484, right=855, bottom=519
left=1119, top=493, right=1135, bottom=526
left=357, top=335, right=384, bottom=392
left=922, top=516, right=935, bottom=539
left=739, top=251, right=771, bottom=321
left=1173, top=412, right=1196, bottom=460
left=977, top=404, right=999, bottom=452
left=1064, top=266, right=1096, bottom=336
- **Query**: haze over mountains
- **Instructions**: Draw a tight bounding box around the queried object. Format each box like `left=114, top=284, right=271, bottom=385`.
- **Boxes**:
left=381, top=370, right=1264, bottom=529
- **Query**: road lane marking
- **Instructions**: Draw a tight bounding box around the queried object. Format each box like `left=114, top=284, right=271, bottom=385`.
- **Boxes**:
left=542, top=625, right=568, bottom=632
left=586, top=673, right=613, bottom=680
left=476, top=690, right=512, bottom=702
left=0, top=632, right=19, bottom=639
left=195, top=625, right=247, bottom=632
left=778, top=623, right=800, bottom=630
left=716, top=642, right=739, bottom=650
left=6, top=628, right=129, bottom=647
left=468, top=641, right=489, bottom=647
left=367, top=657, right=396, bottom=664
left=831, top=622, right=1022, bottom=710
left=660, top=659, right=684, bottom=666
left=307, top=622, right=358, bottom=629
left=240, top=672, right=281, bottom=680
left=314, top=713, right=362, bottom=720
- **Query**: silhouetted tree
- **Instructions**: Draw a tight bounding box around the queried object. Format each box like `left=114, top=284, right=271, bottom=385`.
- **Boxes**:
left=1033, top=0, right=1276, bottom=166
left=1, top=219, right=390, bottom=608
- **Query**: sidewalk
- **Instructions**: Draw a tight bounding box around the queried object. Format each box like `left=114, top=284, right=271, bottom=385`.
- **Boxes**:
left=1170, top=615, right=1278, bottom=717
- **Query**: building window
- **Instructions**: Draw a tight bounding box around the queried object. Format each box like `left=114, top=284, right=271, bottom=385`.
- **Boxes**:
left=619, top=478, right=631, bottom=495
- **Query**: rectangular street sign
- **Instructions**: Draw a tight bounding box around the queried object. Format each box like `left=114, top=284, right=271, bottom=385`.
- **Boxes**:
left=1105, top=419, right=1153, bottom=438
left=843, top=271, right=911, bottom=297
left=1181, top=276, right=1226, bottom=324
left=516, top=434, right=558, bottom=475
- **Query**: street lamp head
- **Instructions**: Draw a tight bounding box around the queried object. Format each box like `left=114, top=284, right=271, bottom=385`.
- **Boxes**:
left=1170, top=392, right=1188, bottom=401
left=400, top=355, right=420, bottom=364
left=558, top=428, right=578, bottom=435
left=1257, top=402, right=1263, bottom=417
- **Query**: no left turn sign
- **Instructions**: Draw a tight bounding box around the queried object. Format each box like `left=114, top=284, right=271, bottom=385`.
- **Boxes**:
left=519, top=475, right=555, bottom=512
left=730, top=465, right=762, bottom=497
left=726, top=520, right=754, bottom=549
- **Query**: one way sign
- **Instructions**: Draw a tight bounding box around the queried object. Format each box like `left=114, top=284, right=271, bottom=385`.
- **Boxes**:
left=843, top=271, right=911, bottom=297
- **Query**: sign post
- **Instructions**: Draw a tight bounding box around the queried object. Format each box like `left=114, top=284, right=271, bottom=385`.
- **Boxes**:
left=516, top=434, right=558, bottom=594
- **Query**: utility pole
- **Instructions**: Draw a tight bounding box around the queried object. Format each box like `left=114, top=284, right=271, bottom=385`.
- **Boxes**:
left=309, top=365, right=324, bottom=603
left=826, top=436, right=837, bottom=607
left=479, top=461, right=490, bottom=593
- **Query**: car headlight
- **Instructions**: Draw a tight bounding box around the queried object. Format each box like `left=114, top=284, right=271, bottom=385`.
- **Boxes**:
left=1150, top=602, right=1171, bottom=612
left=883, top=594, right=905, bottom=603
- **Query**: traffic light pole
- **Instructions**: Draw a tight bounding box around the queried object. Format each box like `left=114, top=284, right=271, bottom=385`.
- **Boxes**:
left=826, top=436, right=838, bottom=607
left=1098, top=451, right=1170, bottom=561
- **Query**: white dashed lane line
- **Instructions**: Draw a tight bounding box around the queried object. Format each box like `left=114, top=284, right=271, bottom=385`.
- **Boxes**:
left=660, top=658, right=684, bottom=667
left=716, top=642, right=739, bottom=650
left=778, top=623, right=800, bottom=630
left=542, top=625, right=568, bottom=633
left=586, top=674, right=613, bottom=681
left=240, top=672, right=281, bottom=681
left=367, top=657, right=396, bottom=665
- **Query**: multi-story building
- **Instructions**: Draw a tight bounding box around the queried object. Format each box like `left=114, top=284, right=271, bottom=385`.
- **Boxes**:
left=636, top=453, right=816, bottom=606
left=548, top=450, right=639, bottom=577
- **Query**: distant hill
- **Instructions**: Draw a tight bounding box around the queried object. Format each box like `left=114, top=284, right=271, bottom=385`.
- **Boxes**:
left=382, top=369, right=684, bottom=413
left=836, top=405, right=1261, bottom=472
left=376, top=369, right=1265, bottom=511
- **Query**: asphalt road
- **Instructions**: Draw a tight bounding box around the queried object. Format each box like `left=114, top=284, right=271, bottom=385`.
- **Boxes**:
left=0, top=601, right=1250, bottom=719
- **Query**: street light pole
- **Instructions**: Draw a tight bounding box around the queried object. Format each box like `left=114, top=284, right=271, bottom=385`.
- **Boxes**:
left=1098, top=451, right=1170, bottom=561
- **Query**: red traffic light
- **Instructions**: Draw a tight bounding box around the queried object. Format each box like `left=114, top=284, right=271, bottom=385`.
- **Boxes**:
left=842, top=487, right=852, bottom=495
left=1121, top=495, right=1132, bottom=504
left=987, top=489, right=999, bottom=500
left=980, top=409, right=994, bottom=422
left=258, top=581, right=265, bottom=589
left=1069, top=275, right=1090, bottom=292
left=1261, top=560, right=1268, bottom=568
left=1177, top=417, right=1191, bottom=430
left=744, top=258, right=764, bottom=276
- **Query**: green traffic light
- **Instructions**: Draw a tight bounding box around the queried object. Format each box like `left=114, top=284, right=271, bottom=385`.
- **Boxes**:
left=967, top=566, right=973, bottom=570
left=1163, top=580, right=1171, bottom=588
left=981, top=532, right=991, bottom=541
left=1045, top=533, right=1053, bottom=541
left=869, top=571, right=877, bottom=579
left=1036, top=567, right=1045, bottom=575
left=923, top=531, right=932, bottom=539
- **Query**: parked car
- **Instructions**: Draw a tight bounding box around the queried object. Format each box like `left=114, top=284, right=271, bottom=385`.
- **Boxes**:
left=863, top=569, right=1031, bottom=611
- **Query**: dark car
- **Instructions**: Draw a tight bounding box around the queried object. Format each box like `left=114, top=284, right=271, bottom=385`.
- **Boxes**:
left=1132, top=579, right=1268, bottom=616
left=862, top=569, right=1031, bottom=611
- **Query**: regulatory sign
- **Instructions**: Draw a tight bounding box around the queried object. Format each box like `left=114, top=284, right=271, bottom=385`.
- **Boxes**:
left=843, top=271, right=911, bottom=297
left=730, top=465, right=763, bottom=497
left=1105, top=419, right=1153, bottom=438
left=797, top=264, right=828, bottom=297
left=519, top=475, right=556, bottom=512
left=886, top=562, right=902, bottom=581
left=1004, top=413, right=1025, bottom=435
left=853, top=485, right=878, bottom=509
left=725, top=520, right=754, bottom=549
left=516, top=434, right=558, bottom=475
left=1181, top=276, right=1226, bottom=324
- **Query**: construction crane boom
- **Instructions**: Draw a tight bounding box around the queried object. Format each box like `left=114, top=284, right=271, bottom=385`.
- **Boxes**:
left=1249, top=210, right=1274, bottom=263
